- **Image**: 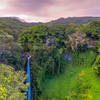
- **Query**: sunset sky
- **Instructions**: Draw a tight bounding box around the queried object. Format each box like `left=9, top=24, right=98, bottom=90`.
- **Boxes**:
left=0, top=0, right=100, bottom=22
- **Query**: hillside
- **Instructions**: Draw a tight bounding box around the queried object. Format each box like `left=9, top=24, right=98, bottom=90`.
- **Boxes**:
left=0, top=17, right=100, bottom=100
left=40, top=50, right=97, bottom=100
left=0, top=17, right=42, bottom=29
left=1, top=17, right=100, bottom=28
left=47, top=17, right=100, bottom=25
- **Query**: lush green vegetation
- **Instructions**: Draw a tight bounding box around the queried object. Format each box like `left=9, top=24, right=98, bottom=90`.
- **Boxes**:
left=0, top=64, right=28, bottom=100
left=40, top=50, right=96, bottom=100
left=0, top=18, right=100, bottom=100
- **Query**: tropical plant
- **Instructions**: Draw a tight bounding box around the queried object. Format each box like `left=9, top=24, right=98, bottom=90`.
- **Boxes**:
left=0, top=64, right=28, bottom=100
left=64, top=32, right=88, bottom=51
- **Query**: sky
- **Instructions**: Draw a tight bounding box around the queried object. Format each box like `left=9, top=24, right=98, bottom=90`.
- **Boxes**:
left=0, top=0, right=100, bottom=22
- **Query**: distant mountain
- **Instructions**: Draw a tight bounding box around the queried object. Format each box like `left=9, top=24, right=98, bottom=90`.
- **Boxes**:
left=10, top=17, right=25, bottom=22
left=0, top=17, right=42, bottom=29
left=46, top=17, right=100, bottom=25
left=0, top=17, right=100, bottom=28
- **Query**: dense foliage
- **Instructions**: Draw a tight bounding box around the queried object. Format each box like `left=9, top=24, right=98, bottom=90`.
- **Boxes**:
left=19, top=20, right=100, bottom=100
left=0, top=64, right=28, bottom=100
left=0, top=18, right=100, bottom=100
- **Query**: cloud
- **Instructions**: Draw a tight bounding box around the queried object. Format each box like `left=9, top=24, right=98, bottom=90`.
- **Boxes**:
left=6, top=0, right=54, bottom=16
left=0, top=0, right=100, bottom=22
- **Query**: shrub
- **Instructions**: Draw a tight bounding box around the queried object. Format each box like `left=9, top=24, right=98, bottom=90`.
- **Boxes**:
left=0, top=64, right=28, bottom=100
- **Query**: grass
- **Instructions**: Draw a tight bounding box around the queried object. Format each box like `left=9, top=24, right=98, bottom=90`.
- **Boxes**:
left=91, top=71, right=100, bottom=100
left=74, top=67, right=100, bottom=100
left=40, top=50, right=97, bottom=100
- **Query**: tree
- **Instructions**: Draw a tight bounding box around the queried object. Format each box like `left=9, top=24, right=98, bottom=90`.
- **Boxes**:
left=65, top=24, right=76, bottom=36
left=64, top=33, right=88, bottom=51
left=0, top=64, right=28, bottom=100
left=19, top=25, right=48, bottom=52
left=85, top=20, right=100, bottom=39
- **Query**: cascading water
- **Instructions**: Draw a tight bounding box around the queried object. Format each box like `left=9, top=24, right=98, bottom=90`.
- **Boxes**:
left=27, top=56, right=31, bottom=100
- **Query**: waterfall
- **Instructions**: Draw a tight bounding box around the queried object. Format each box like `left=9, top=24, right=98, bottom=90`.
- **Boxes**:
left=27, top=56, right=31, bottom=100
